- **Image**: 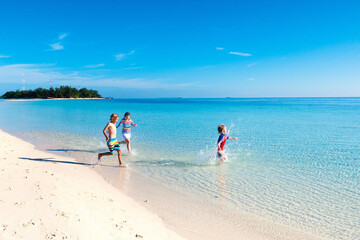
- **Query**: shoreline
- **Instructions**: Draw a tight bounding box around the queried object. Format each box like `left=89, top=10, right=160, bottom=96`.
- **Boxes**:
left=99, top=162, right=327, bottom=240
left=1, top=129, right=327, bottom=240
left=0, top=129, right=185, bottom=240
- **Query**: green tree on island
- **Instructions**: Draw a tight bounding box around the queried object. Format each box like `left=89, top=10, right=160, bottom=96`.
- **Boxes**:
left=1, top=86, right=102, bottom=99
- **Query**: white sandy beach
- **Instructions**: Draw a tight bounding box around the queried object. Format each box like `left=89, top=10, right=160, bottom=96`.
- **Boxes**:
left=0, top=129, right=185, bottom=240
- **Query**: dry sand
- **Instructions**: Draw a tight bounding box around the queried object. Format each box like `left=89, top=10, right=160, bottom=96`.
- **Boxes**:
left=0, top=129, right=185, bottom=240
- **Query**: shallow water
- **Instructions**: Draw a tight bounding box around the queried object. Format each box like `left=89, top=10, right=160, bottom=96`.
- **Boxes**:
left=0, top=98, right=359, bottom=239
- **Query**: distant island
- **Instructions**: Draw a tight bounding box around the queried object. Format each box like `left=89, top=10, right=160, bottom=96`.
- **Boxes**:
left=1, top=86, right=102, bottom=99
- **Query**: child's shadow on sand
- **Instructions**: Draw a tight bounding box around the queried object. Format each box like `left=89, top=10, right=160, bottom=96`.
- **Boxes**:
left=19, top=157, right=119, bottom=168
left=19, top=157, right=92, bottom=166
left=46, top=148, right=97, bottom=154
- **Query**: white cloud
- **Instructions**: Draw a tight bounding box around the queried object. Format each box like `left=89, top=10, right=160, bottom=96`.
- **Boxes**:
left=248, top=78, right=255, bottom=81
left=0, top=63, right=195, bottom=90
left=216, top=47, right=224, bottom=50
left=247, top=63, right=257, bottom=67
left=0, top=63, right=62, bottom=85
left=122, top=67, right=144, bottom=70
left=85, top=63, right=105, bottom=68
left=229, top=52, right=251, bottom=56
left=114, top=53, right=126, bottom=61
left=49, top=42, right=64, bottom=51
left=82, top=78, right=196, bottom=89
left=115, top=50, right=135, bottom=61
left=0, top=55, right=11, bottom=58
left=58, top=33, right=68, bottom=40
left=47, top=33, right=67, bottom=51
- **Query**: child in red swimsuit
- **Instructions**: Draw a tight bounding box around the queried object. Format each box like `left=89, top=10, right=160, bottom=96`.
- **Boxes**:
left=217, top=124, right=238, bottom=165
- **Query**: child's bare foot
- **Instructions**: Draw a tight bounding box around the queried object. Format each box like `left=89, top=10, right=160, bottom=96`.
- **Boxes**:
left=98, top=154, right=102, bottom=162
left=217, top=157, right=226, bottom=165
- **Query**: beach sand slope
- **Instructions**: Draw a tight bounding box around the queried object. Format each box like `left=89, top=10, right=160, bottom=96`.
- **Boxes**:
left=0, top=129, right=185, bottom=240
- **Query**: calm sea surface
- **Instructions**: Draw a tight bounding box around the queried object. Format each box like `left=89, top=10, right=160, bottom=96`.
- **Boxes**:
left=0, top=98, right=359, bottom=239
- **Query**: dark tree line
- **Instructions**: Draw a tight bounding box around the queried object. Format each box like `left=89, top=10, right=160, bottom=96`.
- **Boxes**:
left=1, top=86, right=102, bottom=99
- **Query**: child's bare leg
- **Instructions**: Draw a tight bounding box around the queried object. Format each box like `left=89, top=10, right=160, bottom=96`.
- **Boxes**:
left=218, top=156, right=226, bottom=165
left=116, top=149, right=124, bottom=166
left=126, top=139, right=131, bottom=153
left=98, top=152, right=113, bottom=162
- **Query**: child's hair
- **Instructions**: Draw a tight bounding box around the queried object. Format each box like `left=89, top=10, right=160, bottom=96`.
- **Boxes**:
left=124, top=112, right=131, bottom=117
left=218, top=124, right=226, bottom=134
left=110, top=113, right=119, bottom=121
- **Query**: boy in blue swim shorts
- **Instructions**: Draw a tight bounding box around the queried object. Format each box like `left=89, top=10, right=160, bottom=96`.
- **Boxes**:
left=98, top=113, right=124, bottom=166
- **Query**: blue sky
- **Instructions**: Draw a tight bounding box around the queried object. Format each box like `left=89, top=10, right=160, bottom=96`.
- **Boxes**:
left=0, top=0, right=359, bottom=97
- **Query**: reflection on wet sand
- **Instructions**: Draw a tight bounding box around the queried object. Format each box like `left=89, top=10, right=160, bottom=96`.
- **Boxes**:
left=216, top=166, right=228, bottom=200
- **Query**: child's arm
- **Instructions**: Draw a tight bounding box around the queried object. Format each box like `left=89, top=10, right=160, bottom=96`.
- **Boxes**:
left=229, top=137, right=238, bottom=140
left=116, top=119, right=124, bottom=128
left=131, top=120, right=137, bottom=127
left=103, top=123, right=110, bottom=141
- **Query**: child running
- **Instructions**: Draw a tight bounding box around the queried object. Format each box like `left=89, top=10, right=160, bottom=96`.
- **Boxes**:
left=217, top=124, right=237, bottom=165
left=117, top=112, right=137, bottom=153
left=98, top=113, right=124, bottom=166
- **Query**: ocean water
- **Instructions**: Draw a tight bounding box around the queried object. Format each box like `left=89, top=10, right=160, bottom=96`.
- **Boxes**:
left=0, top=98, right=359, bottom=239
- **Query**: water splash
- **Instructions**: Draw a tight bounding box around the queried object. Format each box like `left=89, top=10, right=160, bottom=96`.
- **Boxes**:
left=196, top=145, right=218, bottom=165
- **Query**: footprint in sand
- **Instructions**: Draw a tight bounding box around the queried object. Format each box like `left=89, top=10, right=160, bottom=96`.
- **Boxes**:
left=14, top=201, right=26, bottom=206
left=56, top=211, right=69, bottom=218
left=45, top=231, right=68, bottom=239
left=115, top=223, right=124, bottom=230
left=2, top=224, right=7, bottom=231
left=45, top=233, right=56, bottom=239
left=35, top=196, right=43, bottom=200
left=34, top=182, right=41, bottom=190
left=22, top=220, right=35, bottom=227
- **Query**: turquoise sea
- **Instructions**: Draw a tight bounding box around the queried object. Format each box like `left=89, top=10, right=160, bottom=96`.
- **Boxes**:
left=0, top=98, right=359, bottom=239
